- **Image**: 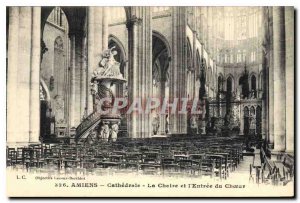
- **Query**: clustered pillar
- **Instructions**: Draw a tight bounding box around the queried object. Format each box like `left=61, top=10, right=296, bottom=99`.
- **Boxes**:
left=272, top=7, right=286, bottom=152
left=7, top=7, right=41, bottom=146
left=284, top=7, right=294, bottom=153
left=127, top=7, right=153, bottom=138
left=169, top=7, right=188, bottom=134
left=86, top=7, right=109, bottom=115
left=266, top=6, right=294, bottom=154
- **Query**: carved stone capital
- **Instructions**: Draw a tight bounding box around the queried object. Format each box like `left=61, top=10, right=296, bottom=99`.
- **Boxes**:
left=126, top=16, right=143, bottom=29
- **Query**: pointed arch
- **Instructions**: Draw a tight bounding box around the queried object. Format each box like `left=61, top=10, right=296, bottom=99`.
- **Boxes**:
left=217, top=73, right=224, bottom=91
left=153, top=30, right=171, bottom=57
left=226, top=74, right=235, bottom=92
left=186, top=37, right=193, bottom=70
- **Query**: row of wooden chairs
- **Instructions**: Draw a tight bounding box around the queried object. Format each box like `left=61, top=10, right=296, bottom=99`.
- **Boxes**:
left=7, top=138, right=244, bottom=179
left=255, top=147, right=294, bottom=186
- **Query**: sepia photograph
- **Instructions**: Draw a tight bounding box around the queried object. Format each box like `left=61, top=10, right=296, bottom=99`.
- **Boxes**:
left=5, top=4, right=295, bottom=198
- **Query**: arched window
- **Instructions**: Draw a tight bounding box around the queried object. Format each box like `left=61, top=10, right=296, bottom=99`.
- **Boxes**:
left=250, top=106, right=255, bottom=116
left=187, top=38, right=193, bottom=70
left=218, top=75, right=223, bottom=92
left=251, top=75, right=256, bottom=90
left=47, top=7, right=67, bottom=28
left=227, top=77, right=233, bottom=94
left=251, top=75, right=257, bottom=98
left=186, top=38, right=194, bottom=99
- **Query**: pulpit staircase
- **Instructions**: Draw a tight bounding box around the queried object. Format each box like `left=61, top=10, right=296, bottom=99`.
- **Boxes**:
left=75, top=111, right=102, bottom=142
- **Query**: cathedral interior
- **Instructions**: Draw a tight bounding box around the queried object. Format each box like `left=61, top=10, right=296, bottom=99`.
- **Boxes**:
left=6, top=7, right=294, bottom=186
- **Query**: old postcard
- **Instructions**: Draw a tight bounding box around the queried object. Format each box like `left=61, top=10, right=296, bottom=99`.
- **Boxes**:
left=6, top=6, right=294, bottom=197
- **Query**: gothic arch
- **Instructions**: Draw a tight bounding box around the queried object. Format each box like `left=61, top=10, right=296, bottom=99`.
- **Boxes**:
left=226, top=74, right=235, bottom=92
left=186, top=37, right=193, bottom=70
left=250, top=106, right=256, bottom=116
left=41, top=7, right=85, bottom=38
left=218, top=73, right=224, bottom=92
left=249, top=72, right=258, bottom=89
left=153, top=31, right=171, bottom=57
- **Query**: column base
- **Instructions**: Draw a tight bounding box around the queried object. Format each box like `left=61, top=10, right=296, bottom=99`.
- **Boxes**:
left=270, top=149, right=285, bottom=161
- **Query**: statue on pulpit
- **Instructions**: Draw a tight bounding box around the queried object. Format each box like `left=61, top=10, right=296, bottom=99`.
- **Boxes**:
left=109, top=123, right=119, bottom=142
left=99, top=123, right=110, bottom=141
left=91, top=46, right=124, bottom=79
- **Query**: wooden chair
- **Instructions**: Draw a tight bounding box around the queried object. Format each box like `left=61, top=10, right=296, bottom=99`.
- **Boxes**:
left=6, top=148, right=17, bottom=167
left=32, top=147, right=44, bottom=168
left=199, top=157, right=215, bottom=178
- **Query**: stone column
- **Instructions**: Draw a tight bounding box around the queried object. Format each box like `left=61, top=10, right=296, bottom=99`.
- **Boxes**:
left=268, top=7, right=275, bottom=145
left=74, top=32, right=84, bottom=126
left=17, top=7, right=32, bottom=145
left=127, top=17, right=138, bottom=138
left=261, top=7, right=267, bottom=140
left=81, top=36, right=87, bottom=120
left=29, top=7, right=41, bottom=143
left=7, top=7, right=40, bottom=146
left=273, top=7, right=286, bottom=151
left=169, top=7, right=188, bottom=134
left=127, top=7, right=152, bottom=138
left=285, top=7, right=294, bottom=153
left=87, top=7, right=95, bottom=114
left=94, top=7, right=103, bottom=64
left=102, top=7, right=108, bottom=50
left=69, top=34, right=76, bottom=127
left=7, top=7, right=19, bottom=145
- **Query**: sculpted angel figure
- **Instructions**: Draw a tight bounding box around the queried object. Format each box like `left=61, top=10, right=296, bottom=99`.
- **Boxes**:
left=91, top=46, right=123, bottom=79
